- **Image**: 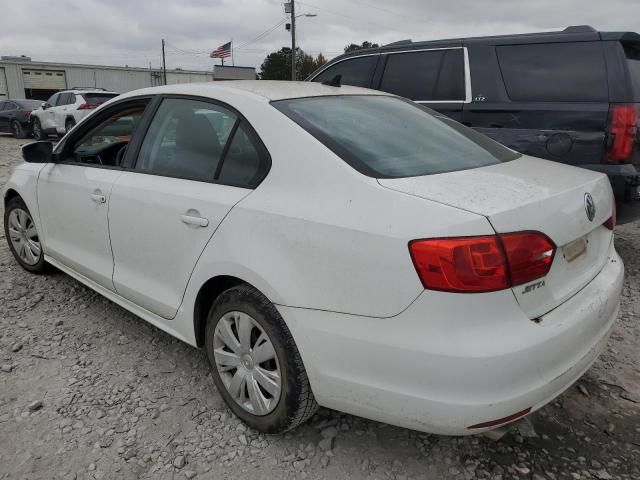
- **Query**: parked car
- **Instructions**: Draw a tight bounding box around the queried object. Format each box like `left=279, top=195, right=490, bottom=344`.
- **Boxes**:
left=3, top=81, right=622, bottom=435
left=30, top=87, right=119, bottom=140
left=0, top=99, right=42, bottom=138
left=308, top=25, right=640, bottom=201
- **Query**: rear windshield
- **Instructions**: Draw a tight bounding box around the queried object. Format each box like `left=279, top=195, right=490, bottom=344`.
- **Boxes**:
left=623, top=44, right=640, bottom=101
left=82, top=93, right=118, bottom=105
left=272, top=95, right=519, bottom=178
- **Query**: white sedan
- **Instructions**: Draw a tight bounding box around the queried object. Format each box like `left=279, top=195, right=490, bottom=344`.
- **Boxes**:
left=2, top=81, right=623, bottom=435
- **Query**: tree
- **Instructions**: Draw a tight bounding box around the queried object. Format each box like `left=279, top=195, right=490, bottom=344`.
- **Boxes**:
left=260, top=48, right=329, bottom=80
left=343, top=41, right=379, bottom=53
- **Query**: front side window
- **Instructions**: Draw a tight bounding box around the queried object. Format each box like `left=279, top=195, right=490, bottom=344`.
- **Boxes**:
left=46, top=93, right=59, bottom=108
left=70, top=104, right=147, bottom=166
left=380, top=49, right=465, bottom=101
left=496, top=42, right=608, bottom=102
left=273, top=95, right=519, bottom=178
left=311, top=56, right=378, bottom=87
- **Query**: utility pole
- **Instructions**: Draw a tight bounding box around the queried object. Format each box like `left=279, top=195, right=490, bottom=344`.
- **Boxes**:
left=290, top=0, right=296, bottom=81
left=161, top=39, right=167, bottom=85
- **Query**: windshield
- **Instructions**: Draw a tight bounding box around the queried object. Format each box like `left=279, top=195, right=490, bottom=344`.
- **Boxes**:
left=272, top=95, right=520, bottom=178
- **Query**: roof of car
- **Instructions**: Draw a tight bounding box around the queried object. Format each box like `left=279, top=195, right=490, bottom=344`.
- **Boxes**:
left=118, top=80, right=388, bottom=102
left=313, top=26, right=640, bottom=74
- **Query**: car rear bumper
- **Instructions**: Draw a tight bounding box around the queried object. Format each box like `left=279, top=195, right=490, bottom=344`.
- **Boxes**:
left=278, top=245, right=623, bottom=435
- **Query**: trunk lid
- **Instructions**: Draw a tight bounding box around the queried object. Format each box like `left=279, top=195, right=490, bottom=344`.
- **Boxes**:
left=379, top=155, right=615, bottom=318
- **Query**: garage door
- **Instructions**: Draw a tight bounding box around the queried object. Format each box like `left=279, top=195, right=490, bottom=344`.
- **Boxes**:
left=0, top=68, right=7, bottom=99
left=22, top=69, right=66, bottom=89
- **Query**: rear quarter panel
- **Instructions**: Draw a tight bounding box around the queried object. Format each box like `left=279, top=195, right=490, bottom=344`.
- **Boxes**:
left=179, top=100, right=493, bottom=319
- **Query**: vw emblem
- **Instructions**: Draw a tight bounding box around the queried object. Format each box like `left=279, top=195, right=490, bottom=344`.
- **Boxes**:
left=584, top=193, right=596, bottom=222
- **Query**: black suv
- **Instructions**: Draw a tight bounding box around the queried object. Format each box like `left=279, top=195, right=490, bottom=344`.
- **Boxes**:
left=308, top=26, right=640, bottom=200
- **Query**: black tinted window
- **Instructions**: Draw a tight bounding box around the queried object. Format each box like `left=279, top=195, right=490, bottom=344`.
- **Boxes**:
left=496, top=42, right=608, bottom=102
left=218, top=123, right=269, bottom=188
left=58, top=93, right=74, bottom=106
left=312, top=56, right=378, bottom=87
left=273, top=95, right=519, bottom=178
left=624, top=43, right=640, bottom=101
left=380, top=49, right=465, bottom=101
left=136, top=99, right=237, bottom=181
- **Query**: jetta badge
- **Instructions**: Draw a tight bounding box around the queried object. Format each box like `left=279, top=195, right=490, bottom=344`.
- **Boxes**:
left=584, top=193, right=596, bottom=222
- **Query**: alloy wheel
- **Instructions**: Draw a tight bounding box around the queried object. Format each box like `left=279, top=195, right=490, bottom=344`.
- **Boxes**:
left=213, top=311, right=282, bottom=415
left=7, top=208, right=41, bottom=266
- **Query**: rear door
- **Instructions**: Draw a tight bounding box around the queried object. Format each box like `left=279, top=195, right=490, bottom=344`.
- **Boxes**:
left=375, top=47, right=468, bottom=122
left=108, top=96, right=270, bottom=319
left=53, top=92, right=75, bottom=132
left=0, top=102, right=8, bottom=131
left=464, top=41, right=610, bottom=166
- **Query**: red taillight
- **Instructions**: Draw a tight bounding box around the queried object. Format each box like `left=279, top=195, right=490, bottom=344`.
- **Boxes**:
left=77, top=103, right=97, bottom=110
left=23, top=110, right=32, bottom=116
left=499, top=231, right=555, bottom=286
left=409, top=232, right=556, bottom=293
left=607, top=104, right=637, bottom=163
left=604, top=194, right=617, bottom=230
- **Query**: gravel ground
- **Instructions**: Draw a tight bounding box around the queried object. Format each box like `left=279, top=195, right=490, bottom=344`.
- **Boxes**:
left=0, top=134, right=639, bottom=480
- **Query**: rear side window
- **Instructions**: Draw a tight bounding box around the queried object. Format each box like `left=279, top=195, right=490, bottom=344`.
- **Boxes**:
left=380, top=49, right=465, bottom=101
left=218, top=123, right=270, bottom=187
left=312, top=56, right=378, bottom=87
left=58, top=93, right=75, bottom=105
left=623, top=43, right=640, bottom=101
left=496, top=42, right=608, bottom=102
left=273, top=95, right=519, bottom=178
left=83, top=93, right=119, bottom=106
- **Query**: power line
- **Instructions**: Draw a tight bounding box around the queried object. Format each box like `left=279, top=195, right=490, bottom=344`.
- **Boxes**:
left=296, top=1, right=395, bottom=30
left=234, top=17, right=289, bottom=51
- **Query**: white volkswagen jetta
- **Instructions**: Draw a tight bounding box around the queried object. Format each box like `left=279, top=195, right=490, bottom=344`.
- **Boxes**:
left=3, top=81, right=623, bottom=435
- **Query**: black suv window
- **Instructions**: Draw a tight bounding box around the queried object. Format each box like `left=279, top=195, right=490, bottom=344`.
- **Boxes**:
left=623, top=43, right=640, bottom=101
left=380, top=49, right=465, bottom=101
left=496, top=42, right=608, bottom=102
left=312, top=56, right=378, bottom=87
left=58, top=93, right=75, bottom=105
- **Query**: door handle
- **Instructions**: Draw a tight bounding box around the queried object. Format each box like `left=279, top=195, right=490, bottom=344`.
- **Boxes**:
left=90, top=193, right=106, bottom=203
left=181, top=214, right=209, bottom=228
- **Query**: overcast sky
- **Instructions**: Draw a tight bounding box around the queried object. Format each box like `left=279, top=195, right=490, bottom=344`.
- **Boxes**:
left=1, top=0, right=639, bottom=72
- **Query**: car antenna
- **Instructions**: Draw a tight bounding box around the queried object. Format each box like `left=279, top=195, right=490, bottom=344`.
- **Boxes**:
left=322, top=74, right=342, bottom=87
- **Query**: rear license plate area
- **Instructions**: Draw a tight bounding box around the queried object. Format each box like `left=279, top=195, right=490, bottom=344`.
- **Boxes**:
left=562, top=236, right=587, bottom=263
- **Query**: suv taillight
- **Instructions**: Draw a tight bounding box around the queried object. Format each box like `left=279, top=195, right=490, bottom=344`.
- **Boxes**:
left=607, top=104, right=638, bottom=163
left=77, top=103, right=97, bottom=110
left=409, top=232, right=556, bottom=293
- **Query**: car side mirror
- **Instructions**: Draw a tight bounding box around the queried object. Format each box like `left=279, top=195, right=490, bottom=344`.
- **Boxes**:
left=22, top=141, right=53, bottom=163
left=41, top=103, right=49, bottom=110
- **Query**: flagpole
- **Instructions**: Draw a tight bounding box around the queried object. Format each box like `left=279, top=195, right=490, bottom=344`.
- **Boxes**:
left=231, top=39, right=234, bottom=66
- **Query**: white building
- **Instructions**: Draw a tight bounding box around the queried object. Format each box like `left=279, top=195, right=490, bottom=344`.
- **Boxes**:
left=0, top=56, right=256, bottom=100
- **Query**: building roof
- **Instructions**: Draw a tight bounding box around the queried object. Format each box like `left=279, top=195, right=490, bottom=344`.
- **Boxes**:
left=118, top=80, right=387, bottom=102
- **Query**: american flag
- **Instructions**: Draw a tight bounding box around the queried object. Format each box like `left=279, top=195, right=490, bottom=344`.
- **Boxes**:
left=210, top=42, right=232, bottom=59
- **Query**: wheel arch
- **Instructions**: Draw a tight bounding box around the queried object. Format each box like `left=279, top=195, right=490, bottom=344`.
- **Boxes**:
left=193, top=275, right=249, bottom=348
left=3, top=188, right=21, bottom=207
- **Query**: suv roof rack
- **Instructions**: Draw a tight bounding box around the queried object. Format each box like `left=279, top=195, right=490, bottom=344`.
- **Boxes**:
left=69, top=86, right=108, bottom=91
left=562, top=25, right=597, bottom=33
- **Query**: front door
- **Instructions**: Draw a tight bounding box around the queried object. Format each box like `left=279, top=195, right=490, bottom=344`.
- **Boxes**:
left=37, top=100, right=150, bottom=289
left=41, top=92, right=60, bottom=130
left=109, top=97, right=269, bottom=319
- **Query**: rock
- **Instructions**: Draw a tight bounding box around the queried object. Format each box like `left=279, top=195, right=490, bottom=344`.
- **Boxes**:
left=1, top=364, right=12, bottom=373
left=594, top=470, right=613, bottom=480
left=184, top=471, right=197, bottom=479
left=173, top=455, right=186, bottom=469
left=320, top=426, right=338, bottom=439
left=320, top=455, right=330, bottom=468
left=318, top=437, right=333, bottom=452
left=27, top=400, right=43, bottom=412
left=578, top=384, right=590, bottom=397
left=159, top=403, right=169, bottom=412
left=88, top=463, right=96, bottom=471
left=239, top=434, right=247, bottom=446
left=11, top=343, right=23, bottom=353
left=293, top=460, right=306, bottom=471
left=95, top=410, right=105, bottom=419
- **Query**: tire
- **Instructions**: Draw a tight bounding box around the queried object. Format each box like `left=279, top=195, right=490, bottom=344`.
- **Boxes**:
left=32, top=118, right=45, bottom=140
left=65, top=118, right=76, bottom=133
left=3, top=197, right=47, bottom=274
left=11, top=121, right=27, bottom=139
left=205, top=284, right=318, bottom=433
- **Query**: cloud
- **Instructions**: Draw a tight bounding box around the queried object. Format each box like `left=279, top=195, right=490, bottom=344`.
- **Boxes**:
left=1, top=0, right=638, bottom=71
